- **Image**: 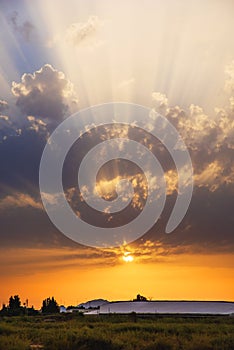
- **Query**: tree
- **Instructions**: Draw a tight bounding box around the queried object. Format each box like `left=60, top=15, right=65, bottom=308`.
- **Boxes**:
left=7, top=295, right=23, bottom=315
left=0, top=295, right=39, bottom=316
left=41, top=297, right=60, bottom=314
left=133, top=294, right=148, bottom=302
left=0, top=303, right=8, bottom=316
left=9, top=295, right=21, bottom=309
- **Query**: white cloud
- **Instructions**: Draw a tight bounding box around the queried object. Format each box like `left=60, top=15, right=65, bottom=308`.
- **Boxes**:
left=0, top=115, right=9, bottom=122
left=0, top=99, right=8, bottom=113
left=0, top=192, right=42, bottom=210
left=118, top=78, right=135, bottom=89
left=66, top=16, right=103, bottom=47
left=152, top=92, right=169, bottom=114
left=225, top=60, right=234, bottom=95
left=195, top=161, right=234, bottom=192
left=151, top=62, right=234, bottom=192
left=11, top=64, right=78, bottom=121
left=27, top=115, right=48, bottom=135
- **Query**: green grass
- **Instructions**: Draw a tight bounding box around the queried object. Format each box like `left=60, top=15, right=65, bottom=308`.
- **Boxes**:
left=0, top=314, right=233, bottom=350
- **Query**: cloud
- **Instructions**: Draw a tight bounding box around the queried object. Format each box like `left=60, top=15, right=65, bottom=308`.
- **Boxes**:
left=118, top=78, right=135, bottom=89
left=153, top=102, right=217, bottom=152
left=195, top=161, right=234, bottom=192
left=11, top=64, right=78, bottom=122
left=0, top=246, right=116, bottom=277
left=94, top=174, right=147, bottom=211
left=9, top=11, right=35, bottom=42
left=152, top=92, right=168, bottom=114
left=0, top=116, right=15, bottom=142
left=105, top=240, right=169, bottom=264
left=0, top=99, right=8, bottom=113
left=0, top=115, right=9, bottom=122
left=65, top=16, right=103, bottom=47
left=0, top=114, right=10, bottom=126
left=215, top=107, right=234, bottom=150
left=1, top=60, right=234, bottom=253
left=0, top=192, right=42, bottom=210
left=225, top=60, right=234, bottom=95
left=0, top=122, right=48, bottom=192
left=26, top=116, right=48, bottom=135
left=151, top=62, right=234, bottom=194
left=0, top=101, right=17, bottom=141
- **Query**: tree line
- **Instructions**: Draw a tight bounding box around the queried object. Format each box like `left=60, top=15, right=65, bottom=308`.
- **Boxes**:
left=0, top=295, right=60, bottom=316
left=0, top=294, right=149, bottom=316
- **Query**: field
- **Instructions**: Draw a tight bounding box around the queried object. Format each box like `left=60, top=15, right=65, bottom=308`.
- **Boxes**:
left=0, top=314, right=234, bottom=350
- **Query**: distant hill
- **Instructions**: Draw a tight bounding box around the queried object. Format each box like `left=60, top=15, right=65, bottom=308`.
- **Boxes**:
left=77, top=299, right=108, bottom=309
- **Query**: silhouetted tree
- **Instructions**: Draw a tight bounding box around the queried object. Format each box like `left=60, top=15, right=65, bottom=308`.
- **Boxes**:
left=133, top=294, right=148, bottom=302
left=7, top=295, right=23, bottom=315
left=0, top=295, right=39, bottom=316
left=0, top=303, right=8, bottom=316
left=41, top=297, right=60, bottom=314
left=9, top=295, right=21, bottom=309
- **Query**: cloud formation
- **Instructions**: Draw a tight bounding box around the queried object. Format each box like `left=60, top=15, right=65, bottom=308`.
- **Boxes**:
left=152, top=92, right=168, bottom=114
left=225, top=60, right=234, bottom=95
left=0, top=101, right=16, bottom=141
left=11, top=64, right=78, bottom=122
left=0, top=99, right=8, bottom=113
left=0, top=60, right=233, bottom=253
left=151, top=63, right=234, bottom=194
left=0, top=192, right=42, bottom=210
left=9, top=11, right=35, bottom=42
left=66, top=16, right=103, bottom=47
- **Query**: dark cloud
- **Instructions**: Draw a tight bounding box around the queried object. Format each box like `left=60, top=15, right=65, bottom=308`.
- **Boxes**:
left=0, top=117, right=233, bottom=253
left=0, top=115, right=80, bottom=248
left=1, top=62, right=234, bottom=254
left=11, top=64, right=78, bottom=122
left=8, top=11, right=35, bottom=42
left=0, top=203, right=78, bottom=248
left=143, top=186, right=234, bottom=254
left=0, top=128, right=45, bottom=193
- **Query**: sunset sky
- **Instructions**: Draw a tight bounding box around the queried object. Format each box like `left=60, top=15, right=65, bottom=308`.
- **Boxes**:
left=0, top=0, right=234, bottom=309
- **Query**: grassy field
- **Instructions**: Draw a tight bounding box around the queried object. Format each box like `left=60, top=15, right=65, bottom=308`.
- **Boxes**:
left=0, top=314, right=233, bottom=350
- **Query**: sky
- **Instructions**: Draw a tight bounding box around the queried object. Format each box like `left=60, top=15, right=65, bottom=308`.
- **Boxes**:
left=0, top=0, right=234, bottom=309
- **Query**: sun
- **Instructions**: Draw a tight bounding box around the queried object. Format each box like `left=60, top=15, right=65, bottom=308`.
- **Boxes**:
left=122, top=252, right=134, bottom=263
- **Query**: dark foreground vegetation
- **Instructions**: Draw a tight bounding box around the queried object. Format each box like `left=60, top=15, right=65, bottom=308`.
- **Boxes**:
left=0, top=313, right=233, bottom=350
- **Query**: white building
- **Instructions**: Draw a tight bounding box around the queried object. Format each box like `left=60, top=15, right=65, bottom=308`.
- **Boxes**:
left=59, top=305, right=67, bottom=313
left=99, top=301, right=234, bottom=315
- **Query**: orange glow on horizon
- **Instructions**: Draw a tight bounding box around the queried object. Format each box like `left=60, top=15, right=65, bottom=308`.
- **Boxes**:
left=0, top=249, right=233, bottom=309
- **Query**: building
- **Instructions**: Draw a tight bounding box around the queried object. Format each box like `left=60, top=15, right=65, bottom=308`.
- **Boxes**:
left=99, top=301, right=234, bottom=315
